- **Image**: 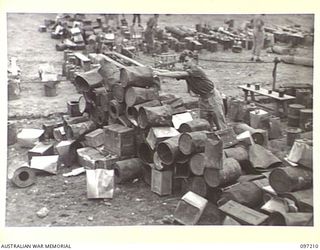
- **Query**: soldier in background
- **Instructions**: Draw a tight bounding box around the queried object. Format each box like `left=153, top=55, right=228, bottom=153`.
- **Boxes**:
left=251, top=14, right=265, bottom=62
left=144, top=14, right=159, bottom=54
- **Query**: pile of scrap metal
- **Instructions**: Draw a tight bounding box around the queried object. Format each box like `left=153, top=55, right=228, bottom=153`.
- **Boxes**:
left=40, top=13, right=143, bottom=55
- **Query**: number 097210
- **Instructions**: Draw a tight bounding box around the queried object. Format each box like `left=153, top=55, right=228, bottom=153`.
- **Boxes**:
left=300, top=244, right=319, bottom=248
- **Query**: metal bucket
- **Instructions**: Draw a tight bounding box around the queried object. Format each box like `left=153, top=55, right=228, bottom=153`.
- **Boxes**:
left=286, top=127, right=302, bottom=146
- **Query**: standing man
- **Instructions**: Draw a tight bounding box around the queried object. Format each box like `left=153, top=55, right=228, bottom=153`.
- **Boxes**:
left=132, top=14, right=142, bottom=28
left=251, top=14, right=265, bottom=62
left=155, top=54, right=227, bottom=130
left=144, top=14, right=159, bottom=54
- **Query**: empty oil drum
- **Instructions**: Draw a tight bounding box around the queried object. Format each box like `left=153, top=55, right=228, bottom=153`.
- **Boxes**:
left=125, top=87, right=159, bottom=107
left=286, top=127, right=302, bottom=146
left=218, top=181, right=263, bottom=208
left=296, top=89, right=312, bottom=108
left=66, top=120, right=96, bottom=140
left=74, top=69, right=103, bottom=92
left=138, top=105, right=173, bottom=129
left=204, top=158, right=242, bottom=188
left=269, top=166, right=312, bottom=194
left=178, top=131, right=209, bottom=155
left=189, top=152, right=206, bottom=176
left=178, top=119, right=211, bottom=133
left=157, top=135, right=181, bottom=165
left=120, top=66, right=154, bottom=88
left=288, top=104, right=305, bottom=127
left=299, top=109, right=313, bottom=131
left=113, top=158, right=146, bottom=184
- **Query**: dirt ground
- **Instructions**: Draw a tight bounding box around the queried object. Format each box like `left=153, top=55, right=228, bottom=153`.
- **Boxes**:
left=6, top=13, right=314, bottom=226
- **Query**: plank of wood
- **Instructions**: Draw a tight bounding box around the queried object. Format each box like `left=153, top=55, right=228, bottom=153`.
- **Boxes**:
left=238, top=85, right=295, bottom=101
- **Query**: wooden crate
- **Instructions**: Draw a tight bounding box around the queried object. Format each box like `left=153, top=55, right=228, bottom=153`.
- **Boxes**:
left=103, top=124, right=136, bottom=157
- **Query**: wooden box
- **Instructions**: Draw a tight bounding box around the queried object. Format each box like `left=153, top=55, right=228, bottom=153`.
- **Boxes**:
left=77, top=147, right=119, bottom=169
left=85, top=128, right=105, bottom=148
left=151, top=169, right=172, bottom=196
left=173, top=191, right=208, bottom=225
left=219, top=200, right=269, bottom=225
left=103, top=124, right=136, bottom=157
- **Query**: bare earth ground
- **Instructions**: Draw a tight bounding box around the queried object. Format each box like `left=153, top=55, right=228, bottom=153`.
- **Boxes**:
left=6, top=13, right=313, bottom=226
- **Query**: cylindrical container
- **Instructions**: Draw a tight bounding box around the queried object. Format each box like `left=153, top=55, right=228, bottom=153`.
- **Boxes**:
left=10, top=166, right=36, bottom=188
left=246, top=83, right=251, bottom=88
left=233, top=123, right=267, bottom=146
left=286, top=127, right=302, bottom=146
left=288, top=104, right=305, bottom=117
left=137, top=142, right=154, bottom=164
left=187, top=176, right=209, bottom=198
left=189, top=152, right=206, bottom=176
left=66, top=120, right=96, bottom=140
left=217, top=181, right=263, bottom=208
left=126, top=99, right=161, bottom=122
left=268, top=90, right=272, bottom=94
left=288, top=104, right=305, bottom=127
left=268, top=212, right=313, bottom=226
left=299, top=109, right=313, bottom=131
left=204, top=158, right=242, bottom=188
left=157, top=135, right=181, bottom=165
left=8, top=121, right=17, bottom=146
left=44, top=83, right=57, bottom=97
left=108, top=100, right=126, bottom=119
left=296, top=89, right=312, bottom=108
left=120, top=66, right=155, bottom=87
left=113, top=158, right=146, bottom=184
left=138, top=105, right=173, bottom=129
left=224, top=146, right=248, bottom=162
left=255, top=84, right=260, bottom=90
left=67, top=101, right=81, bottom=117
left=74, top=69, right=103, bottom=92
left=53, top=126, right=66, bottom=142
left=278, top=89, right=285, bottom=97
left=269, top=166, right=312, bottom=194
left=78, top=95, right=93, bottom=114
left=112, top=83, right=126, bottom=103
left=125, top=87, right=159, bottom=107
left=178, top=131, right=209, bottom=155
left=178, top=119, right=211, bottom=133
left=153, top=152, right=173, bottom=171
